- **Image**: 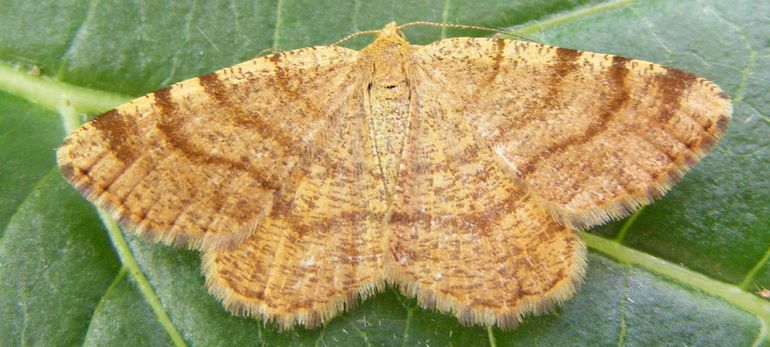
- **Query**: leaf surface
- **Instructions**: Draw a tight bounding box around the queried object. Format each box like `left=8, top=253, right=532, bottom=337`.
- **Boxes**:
left=1, top=0, right=768, bottom=346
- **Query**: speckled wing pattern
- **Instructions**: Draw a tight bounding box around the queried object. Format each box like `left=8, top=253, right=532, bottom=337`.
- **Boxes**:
left=415, top=38, right=731, bottom=230
left=57, top=46, right=361, bottom=250
left=56, top=23, right=731, bottom=331
left=203, top=81, right=389, bottom=328
left=386, top=68, right=586, bottom=326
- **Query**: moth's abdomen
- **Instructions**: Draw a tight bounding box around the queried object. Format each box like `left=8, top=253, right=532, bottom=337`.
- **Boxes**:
left=367, top=82, right=411, bottom=197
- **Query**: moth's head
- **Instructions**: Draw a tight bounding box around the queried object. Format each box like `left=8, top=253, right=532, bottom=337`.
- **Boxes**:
left=369, top=22, right=409, bottom=49
left=356, top=22, right=413, bottom=94
left=359, top=22, right=412, bottom=70
left=379, top=22, right=407, bottom=40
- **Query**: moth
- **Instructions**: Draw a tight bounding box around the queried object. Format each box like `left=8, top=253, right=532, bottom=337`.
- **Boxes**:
left=57, top=22, right=731, bottom=329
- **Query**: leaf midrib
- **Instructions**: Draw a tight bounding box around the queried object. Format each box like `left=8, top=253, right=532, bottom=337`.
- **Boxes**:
left=95, top=210, right=187, bottom=347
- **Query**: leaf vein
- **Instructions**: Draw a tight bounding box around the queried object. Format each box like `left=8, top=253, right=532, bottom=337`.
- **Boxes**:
left=613, top=208, right=644, bottom=243
left=272, top=0, right=284, bottom=50
left=56, top=0, right=100, bottom=79
left=161, top=2, right=196, bottom=87
left=740, top=245, right=770, bottom=290
left=627, top=6, right=674, bottom=58
left=0, top=168, right=57, bottom=246
left=584, top=233, right=770, bottom=341
left=510, top=0, right=640, bottom=35
left=750, top=317, right=769, bottom=347
left=486, top=326, right=497, bottom=347
left=400, top=306, right=415, bottom=347
left=704, top=0, right=756, bottom=105
left=616, top=266, right=629, bottom=347
left=341, top=316, right=372, bottom=347
left=82, top=267, right=128, bottom=347
left=98, top=212, right=188, bottom=347
left=440, top=0, right=451, bottom=39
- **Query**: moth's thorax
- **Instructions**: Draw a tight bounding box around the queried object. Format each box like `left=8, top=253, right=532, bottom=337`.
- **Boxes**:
left=361, top=28, right=414, bottom=92
left=362, top=26, right=414, bottom=199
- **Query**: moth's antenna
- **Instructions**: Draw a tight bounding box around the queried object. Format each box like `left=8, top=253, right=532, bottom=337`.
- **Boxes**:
left=332, top=29, right=381, bottom=46
left=397, top=21, right=534, bottom=42
left=256, top=47, right=282, bottom=57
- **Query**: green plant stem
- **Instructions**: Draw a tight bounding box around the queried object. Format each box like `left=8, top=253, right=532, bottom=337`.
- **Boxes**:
left=97, top=211, right=188, bottom=347
left=0, top=62, right=129, bottom=116
left=583, top=232, right=770, bottom=342
left=487, top=326, right=497, bottom=347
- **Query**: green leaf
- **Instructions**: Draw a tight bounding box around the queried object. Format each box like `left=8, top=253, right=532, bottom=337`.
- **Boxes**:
left=0, top=167, right=119, bottom=345
left=83, top=268, right=172, bottom=347
left=1, top=0, right=768, bottom=346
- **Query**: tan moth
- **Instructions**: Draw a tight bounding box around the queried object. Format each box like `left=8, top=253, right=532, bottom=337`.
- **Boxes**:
left=57, top=22, right=731, bottom=329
